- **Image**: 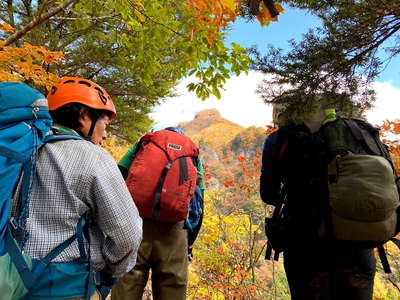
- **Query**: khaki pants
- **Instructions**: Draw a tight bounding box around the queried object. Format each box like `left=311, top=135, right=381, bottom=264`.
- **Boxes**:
left=111, top=219, right=188, bottom=300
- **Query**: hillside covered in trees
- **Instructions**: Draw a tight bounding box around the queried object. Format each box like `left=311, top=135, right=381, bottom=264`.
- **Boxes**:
left=104, top=110, right=400, bottom=300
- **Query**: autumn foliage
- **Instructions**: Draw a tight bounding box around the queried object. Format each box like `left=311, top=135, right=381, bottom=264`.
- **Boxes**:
left=186, top=0, right=284, bottom=44
left=102, top=115, right=400, bottom=299
left=380, top=120, right=400, bottom=175
left=0, top=22, right=62, bottom=88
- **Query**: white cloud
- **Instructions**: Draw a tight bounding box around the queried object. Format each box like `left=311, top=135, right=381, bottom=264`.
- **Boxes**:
left=150, top=71, right=272, bottom=129
left=365, top=81, right=400, bottom=126
left=151, top=72, right=400, bottom=129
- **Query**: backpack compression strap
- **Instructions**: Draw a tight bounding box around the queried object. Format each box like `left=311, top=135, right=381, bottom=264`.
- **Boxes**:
left=147, top=140, right=193, bottom=219
left=265, top=200, right=284, bottom=261
left=152, top=156, right=192, bottom=218
left=378, top=238, right=400, bottom=274
left=6, top=214, right=88, bottom=293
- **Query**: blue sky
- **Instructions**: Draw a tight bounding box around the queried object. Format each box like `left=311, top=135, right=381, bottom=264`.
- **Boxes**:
left=151, top=7, right=400, bottom=129
left=226, top=6, right=400, bottom=88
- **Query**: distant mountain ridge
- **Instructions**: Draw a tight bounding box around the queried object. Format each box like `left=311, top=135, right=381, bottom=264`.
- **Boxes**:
left=179, top=109, right=266, bottom=187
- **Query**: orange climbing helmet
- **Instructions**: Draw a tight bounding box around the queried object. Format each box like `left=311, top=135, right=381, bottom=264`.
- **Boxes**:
left=47, top=77, right=116, bottom=120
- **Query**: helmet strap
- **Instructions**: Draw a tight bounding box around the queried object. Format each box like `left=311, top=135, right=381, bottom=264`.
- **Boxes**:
left=87, top=115, right=99, bottom=139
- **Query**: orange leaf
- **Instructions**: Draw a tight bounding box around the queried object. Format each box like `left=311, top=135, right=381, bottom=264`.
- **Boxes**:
left=0, top=22, right=14, bottom=32
left=224, top=180, right=235, bottom=187
left=265, top=125, right=276, bottom=136
left=204, top=173, right=213, bottom=179
left=237, top=156, right=247, bottom=162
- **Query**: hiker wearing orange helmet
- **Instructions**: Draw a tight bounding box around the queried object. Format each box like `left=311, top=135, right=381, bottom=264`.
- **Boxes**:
left=9, top=77, right=142, bottom=300
left=47, top=77, right=117, bottom=145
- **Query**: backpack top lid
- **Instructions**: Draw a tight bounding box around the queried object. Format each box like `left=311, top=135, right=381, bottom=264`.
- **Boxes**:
left=164, top=126, right=185, bottom=135
left=0, top=82, right=47, bottom=110
left=141, top=129, right=199, bottom=160
left=0, top=82, right=51, bottom=126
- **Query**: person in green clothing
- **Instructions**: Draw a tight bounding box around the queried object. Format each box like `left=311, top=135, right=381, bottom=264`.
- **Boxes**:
left=112, top=126, right=205, bottom=300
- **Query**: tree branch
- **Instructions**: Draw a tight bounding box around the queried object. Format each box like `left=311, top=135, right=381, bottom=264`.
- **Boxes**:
left=348, top=22, right=400, bottom=64
left=21, top=0, right=33, bottom=17
left=50, top=14, right=119, bottom=21
left=388, top=277, right=400, bottom=292
left=4, top=0, right=76, bottom=46
left=126, top=0, right=183, bottom=36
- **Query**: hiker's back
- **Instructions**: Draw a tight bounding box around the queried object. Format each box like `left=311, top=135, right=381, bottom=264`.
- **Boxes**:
left=272, top=118, right=399, bottom=245
left=21, top=139, right=117, bottom=263
left=1, top=79, right=142, bottom=300
left=112, top=127, right=202, bottom=300
left=260, top=110, right=393, bottom=300
left=273, top=124, right=328, bottom=242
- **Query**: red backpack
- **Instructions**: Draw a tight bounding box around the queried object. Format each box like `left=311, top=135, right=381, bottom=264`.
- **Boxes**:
left=126, top=130, right=199, bottom=222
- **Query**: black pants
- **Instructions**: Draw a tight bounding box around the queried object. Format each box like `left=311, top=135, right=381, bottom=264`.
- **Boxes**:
left=283, top=243, right=376, bottom=300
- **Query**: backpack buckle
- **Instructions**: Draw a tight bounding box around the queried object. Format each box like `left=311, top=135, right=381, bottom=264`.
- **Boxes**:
left=94, top=271, right=101, bottom=285
left=32, top=106, right=40, bottom=119
left=9, top=217, right=18, bottom=231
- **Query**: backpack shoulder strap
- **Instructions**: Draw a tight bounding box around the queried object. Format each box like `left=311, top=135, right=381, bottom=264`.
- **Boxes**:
left=131, top=139, right=150, bottom=162
left=44, top=127, right=84, bottom=143
left=343, top=119, right=386, bottom=157
left=270, top=126, right=290, bottom=160
left=344, top=119, right=397, bottom=174
left=378, top=244, right=392, bottom=274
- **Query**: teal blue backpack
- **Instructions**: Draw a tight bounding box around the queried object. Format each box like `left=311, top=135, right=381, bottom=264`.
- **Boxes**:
left=0, top=82, right=110, bottom=299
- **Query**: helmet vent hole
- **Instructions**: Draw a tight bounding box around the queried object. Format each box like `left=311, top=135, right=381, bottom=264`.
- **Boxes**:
left=64, top=80, right=75, bottom=84
left=50, top=86, right=57, bottom=95
left=78, top=80, right=91, bottom=87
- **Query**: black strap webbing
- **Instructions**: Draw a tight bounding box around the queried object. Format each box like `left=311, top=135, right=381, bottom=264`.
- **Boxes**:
left=179, top=157, right=188, bottom=185
left=378, top=245, right=392, bottom=274
left=152, top=160, right=172, bottom=218
left=265, top=242, right=273, bottom=260
left=265, top=242, right=281, bottom=261
left=265, top=201, right=283, bottom=261
left=377, top=239, right=400, bottom=275
left=390, top=237, right=400, bottom=249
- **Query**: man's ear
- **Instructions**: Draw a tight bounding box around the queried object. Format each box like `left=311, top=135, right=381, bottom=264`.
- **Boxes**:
left=77, top=107, right=91, bottom=129
left=79, top=107, right=91, bottom=120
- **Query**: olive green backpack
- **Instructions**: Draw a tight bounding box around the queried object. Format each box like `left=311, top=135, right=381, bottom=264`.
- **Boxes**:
left=265, top=118, right=400, bottom=273
left=319, top=118, right=400, bottom=272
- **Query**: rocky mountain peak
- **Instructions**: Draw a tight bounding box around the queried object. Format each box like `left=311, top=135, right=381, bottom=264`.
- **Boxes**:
left=194, top=109, right=221, bottom=121
left=179, top=109, right=240, bottom=135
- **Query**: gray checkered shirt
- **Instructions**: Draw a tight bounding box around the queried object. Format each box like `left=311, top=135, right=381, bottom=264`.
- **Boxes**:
left=14, top=139, right=142, bottom=278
